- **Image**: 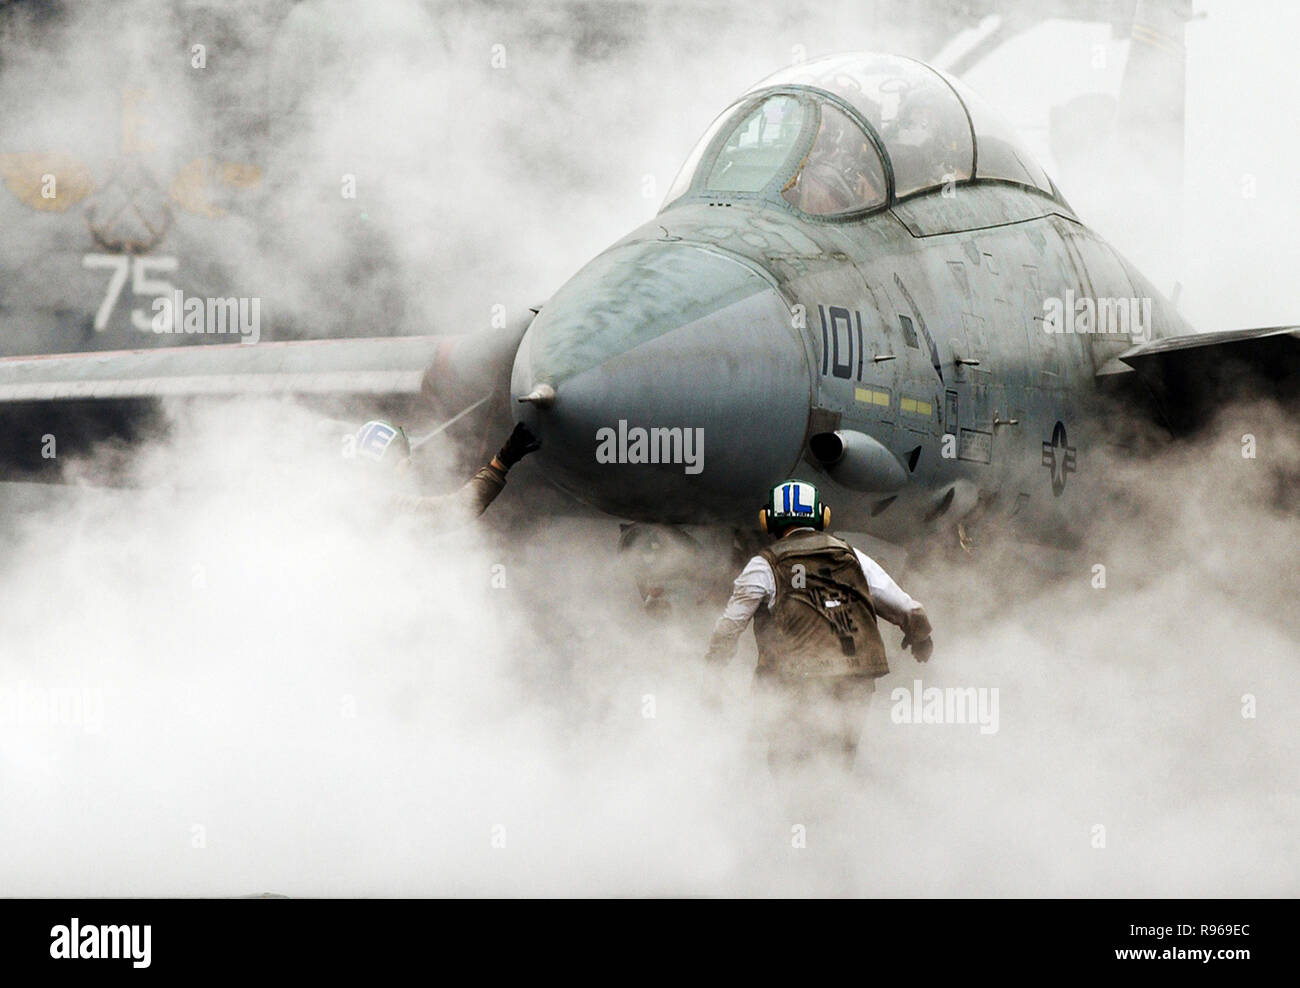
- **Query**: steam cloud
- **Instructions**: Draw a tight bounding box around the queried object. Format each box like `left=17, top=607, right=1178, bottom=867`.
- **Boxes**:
left=0, top=1, right=1296, bottom=896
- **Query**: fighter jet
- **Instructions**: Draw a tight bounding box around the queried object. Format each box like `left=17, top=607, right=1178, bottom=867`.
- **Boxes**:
left=1, top=50, right=1295, bottom=563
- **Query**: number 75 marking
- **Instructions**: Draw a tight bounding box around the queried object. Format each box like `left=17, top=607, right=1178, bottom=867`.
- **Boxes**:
left=82, top=254, right=179, bottom=332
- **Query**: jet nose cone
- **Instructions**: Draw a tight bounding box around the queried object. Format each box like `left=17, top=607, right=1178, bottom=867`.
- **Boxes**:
left=511, top=241, right=811, bottom=521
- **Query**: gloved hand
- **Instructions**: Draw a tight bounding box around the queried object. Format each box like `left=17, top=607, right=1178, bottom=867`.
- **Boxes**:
left=496, top=423, right=541, bottom=468
left=901, top=606, right=934, bottom=663
left=906, top=635, right=934, bottom=662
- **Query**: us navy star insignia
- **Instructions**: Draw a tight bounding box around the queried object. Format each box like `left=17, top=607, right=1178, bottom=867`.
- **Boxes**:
left=1041, top=420, right=1077, bottom=496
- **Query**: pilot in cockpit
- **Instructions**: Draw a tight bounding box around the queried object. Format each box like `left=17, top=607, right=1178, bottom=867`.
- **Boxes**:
left=782, top=106, right=884, bottom=216
left=884, top=87, right=964, bottom=189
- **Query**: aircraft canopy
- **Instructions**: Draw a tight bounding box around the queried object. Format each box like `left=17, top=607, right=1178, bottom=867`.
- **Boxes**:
left=663, top=52, right=1056, bottom=213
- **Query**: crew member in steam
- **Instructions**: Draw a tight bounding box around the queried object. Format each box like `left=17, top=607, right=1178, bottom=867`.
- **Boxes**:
left=346, top=419, right=540, bottom=521
left=704, top=479, right=934, bottom=772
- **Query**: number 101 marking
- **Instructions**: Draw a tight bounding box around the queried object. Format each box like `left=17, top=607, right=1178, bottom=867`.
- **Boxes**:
left=82, top=254, right=179, bottom=332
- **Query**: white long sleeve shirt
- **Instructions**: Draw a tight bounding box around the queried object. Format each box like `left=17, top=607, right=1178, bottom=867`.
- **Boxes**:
left=707, top=529, right=921, bottom=661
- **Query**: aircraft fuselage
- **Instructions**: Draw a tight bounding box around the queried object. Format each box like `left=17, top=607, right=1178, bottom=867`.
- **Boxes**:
left=511, top=180, right=1192, bottom=547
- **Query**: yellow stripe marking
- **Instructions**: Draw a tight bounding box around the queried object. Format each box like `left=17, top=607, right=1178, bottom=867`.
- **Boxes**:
left=900, top=397, right=932, bottom=415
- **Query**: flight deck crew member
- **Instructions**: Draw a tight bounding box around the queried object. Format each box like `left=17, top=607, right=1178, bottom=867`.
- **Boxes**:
left=704, top=479, right=933, bottom=772
left=348, top=419, right=540, bottom=522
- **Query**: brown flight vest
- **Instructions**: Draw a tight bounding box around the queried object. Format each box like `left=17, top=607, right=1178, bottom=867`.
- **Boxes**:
left=754, top=530, right=889, bottom=681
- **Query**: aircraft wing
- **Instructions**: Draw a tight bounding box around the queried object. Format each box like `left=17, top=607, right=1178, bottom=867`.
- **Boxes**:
left=0, top=335, right=446, bottom=402
left=1113, top=325, right=1300, bottom=432
left=0, top=317, right=533, bottom=473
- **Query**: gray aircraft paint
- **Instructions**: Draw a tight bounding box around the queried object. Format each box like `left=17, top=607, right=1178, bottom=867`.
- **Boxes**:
left=1, top=51, right=1292, bottom=557
left=510, top=137, right=1193, bottom=547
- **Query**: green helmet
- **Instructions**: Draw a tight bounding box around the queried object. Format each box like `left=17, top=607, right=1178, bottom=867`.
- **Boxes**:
left=759, top=478, right=829, bottom=534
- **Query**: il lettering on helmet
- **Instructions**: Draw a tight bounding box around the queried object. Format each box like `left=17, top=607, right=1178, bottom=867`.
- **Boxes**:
left=781, top=481, right=816, bottom=516
left=357, top=421, right=399, bottom=461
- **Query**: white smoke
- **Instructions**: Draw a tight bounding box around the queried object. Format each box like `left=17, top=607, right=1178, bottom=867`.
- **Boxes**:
left=0, top=0, right=1296, bottom=897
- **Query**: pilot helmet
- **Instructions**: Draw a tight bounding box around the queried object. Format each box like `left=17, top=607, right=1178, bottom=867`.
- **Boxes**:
left=894, top=89, right=947, bottom=146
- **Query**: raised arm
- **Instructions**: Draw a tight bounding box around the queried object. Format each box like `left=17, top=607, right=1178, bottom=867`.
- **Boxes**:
left=853, top=548, right=933, bottom=661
